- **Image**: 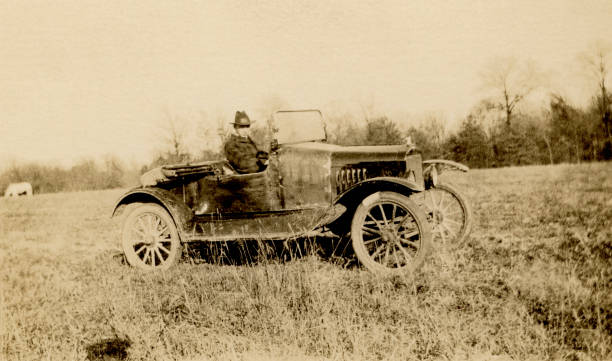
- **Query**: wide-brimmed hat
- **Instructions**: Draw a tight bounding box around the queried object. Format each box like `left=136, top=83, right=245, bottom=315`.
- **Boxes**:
left=231, top=111, right=255, bottom=126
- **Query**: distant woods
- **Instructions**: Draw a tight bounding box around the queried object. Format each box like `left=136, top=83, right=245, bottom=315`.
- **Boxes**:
left=327, top=90, right=611, bottom=168
left=411, top=93, right=611, bottom=168
left=0, top=157, right=139, bottom=195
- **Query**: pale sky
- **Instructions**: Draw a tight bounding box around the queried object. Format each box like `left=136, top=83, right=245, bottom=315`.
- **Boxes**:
left=1, top=0, right=611, bottom=166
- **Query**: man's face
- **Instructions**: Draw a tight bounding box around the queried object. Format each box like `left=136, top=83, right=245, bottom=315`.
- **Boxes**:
left=236, top=125, right=250, bottom=137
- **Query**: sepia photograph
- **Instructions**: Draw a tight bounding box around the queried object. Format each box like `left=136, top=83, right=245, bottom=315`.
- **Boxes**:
left=1, top=1, right=611, bottom=360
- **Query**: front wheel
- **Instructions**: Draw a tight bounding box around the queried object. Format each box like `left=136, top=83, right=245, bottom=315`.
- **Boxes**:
left=411, top=183, right=472, bottom=243
left=351, top=191, right=432, bottom=274
left=121, top=203, right=182, bottom=270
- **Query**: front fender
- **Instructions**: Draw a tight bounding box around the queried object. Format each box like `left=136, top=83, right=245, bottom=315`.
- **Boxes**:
left=334, top=176, right=424, bottom=207
left=111, top=187, right=194, bottom=238
left=422, top=159, right=469, bottom=189
left=323, top=177, right=424, bottom=233
left=422, top=159, right=469, bottom=173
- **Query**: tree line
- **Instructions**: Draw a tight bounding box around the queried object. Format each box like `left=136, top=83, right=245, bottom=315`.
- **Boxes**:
left=0, top=157, right=139, bottom=196
left=335, top=92, right=610, bottom=169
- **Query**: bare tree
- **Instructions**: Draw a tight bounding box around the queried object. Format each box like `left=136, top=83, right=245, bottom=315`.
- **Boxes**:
left=467, top=99, right=501, bottom=138
left=580, top=41, right=612, bottom=144
left=325, top=111, right=364, bottom=145
left=407, top=113, right=448, bottom=159
left=480, top=56, right=544, bottom=126
left=191, top=110, right=225, bottom=160
left=254, top=95, right=290, bottom=146
left=537, top=110, right=554, bottom=165
left=358, top=97, right=377, bottom=122
left=421, top=113, right=447, bottom=154
left=156, top=109, right=189, bottom=162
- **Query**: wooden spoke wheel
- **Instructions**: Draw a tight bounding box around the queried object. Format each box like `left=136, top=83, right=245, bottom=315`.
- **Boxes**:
left=122, top=203, right=181, bottom=270
left=351, top=191, right=432, bottom=274
left=411, top=183, right=472, bottom=243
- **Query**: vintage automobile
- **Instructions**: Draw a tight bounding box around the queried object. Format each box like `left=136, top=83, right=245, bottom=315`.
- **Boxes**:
left=112, top=110, right=471, bottom=273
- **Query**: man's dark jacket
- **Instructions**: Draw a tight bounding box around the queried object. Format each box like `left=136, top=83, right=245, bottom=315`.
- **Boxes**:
left=224, top=134, right=267, bottom=173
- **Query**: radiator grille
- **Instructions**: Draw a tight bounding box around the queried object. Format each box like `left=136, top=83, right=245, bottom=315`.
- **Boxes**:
left=334, top=161, right=409, bottom=194
left=336, top=167, right=368, bottom=193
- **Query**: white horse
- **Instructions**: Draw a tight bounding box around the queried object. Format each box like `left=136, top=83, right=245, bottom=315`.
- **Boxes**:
left=4, top=182, right=33, bottom=197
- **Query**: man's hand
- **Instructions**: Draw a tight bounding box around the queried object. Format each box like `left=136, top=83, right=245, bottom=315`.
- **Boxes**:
left=256, top=151, right=269, bottom=160
left=270, top=139, right=279, bottom=152
left=256, top=151, right=270, bottom=169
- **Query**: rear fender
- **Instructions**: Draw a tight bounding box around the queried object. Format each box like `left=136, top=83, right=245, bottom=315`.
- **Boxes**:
left=111, top=187, right=194, bottom=238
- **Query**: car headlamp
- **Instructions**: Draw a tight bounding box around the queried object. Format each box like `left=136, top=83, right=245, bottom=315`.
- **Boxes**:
left=424, top=165, right=438, bottom=188
left=430, top=166, right=438, bottom=186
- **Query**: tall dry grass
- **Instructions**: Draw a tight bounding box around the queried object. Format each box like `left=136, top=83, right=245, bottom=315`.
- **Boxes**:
left=0, top=163, right=610, bottom=360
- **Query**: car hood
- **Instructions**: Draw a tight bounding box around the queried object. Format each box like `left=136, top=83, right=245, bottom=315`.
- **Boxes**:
left=282, top=142, right=409, bottom=162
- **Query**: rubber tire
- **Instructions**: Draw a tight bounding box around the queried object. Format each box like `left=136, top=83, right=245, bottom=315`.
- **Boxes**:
left=122, top=203, right=182, bottom=271
left=429, top=183, right=473, bottom=243
left=350, top=191, right=432, bottom=274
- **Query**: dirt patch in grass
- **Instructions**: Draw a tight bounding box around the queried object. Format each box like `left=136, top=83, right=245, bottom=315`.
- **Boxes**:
left=86, top=337, right=131, bottom=361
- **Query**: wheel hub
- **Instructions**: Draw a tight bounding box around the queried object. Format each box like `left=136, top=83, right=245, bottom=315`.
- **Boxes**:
left=380, top=227, right=398, bottom=243
left=145, top=233, right=156, bottom=246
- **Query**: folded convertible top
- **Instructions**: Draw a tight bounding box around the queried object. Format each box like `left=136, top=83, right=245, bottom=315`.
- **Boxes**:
left=141, top=161, right=223, bottom=186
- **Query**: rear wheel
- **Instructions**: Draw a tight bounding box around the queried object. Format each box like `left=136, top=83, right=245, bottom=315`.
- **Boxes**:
left=121, top=203, right=182, bottom=270
left=350, top=191, right=432, bottom=274
left=411, top=183, right=472, bottom=243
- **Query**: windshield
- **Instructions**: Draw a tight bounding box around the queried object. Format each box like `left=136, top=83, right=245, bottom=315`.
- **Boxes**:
left=273, top=110, right=326, bottom=145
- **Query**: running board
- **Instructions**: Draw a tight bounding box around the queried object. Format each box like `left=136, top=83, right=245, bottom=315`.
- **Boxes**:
left=182, top=230, right=324, bottom=243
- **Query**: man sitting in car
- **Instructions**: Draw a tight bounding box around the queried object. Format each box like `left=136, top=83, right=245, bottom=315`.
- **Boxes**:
left=223, top=111, right=269, bottom=173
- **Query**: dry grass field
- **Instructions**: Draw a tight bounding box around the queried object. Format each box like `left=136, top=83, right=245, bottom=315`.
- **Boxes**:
left=1, top=163, right=611, bottom=361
